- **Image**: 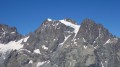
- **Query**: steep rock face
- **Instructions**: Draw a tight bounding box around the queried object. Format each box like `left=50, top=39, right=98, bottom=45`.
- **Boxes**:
left=0, top=24, right=22, bottom=44
left=0, top=24, right=25, bottom=67
left=0, top=18, right=120, bottom=67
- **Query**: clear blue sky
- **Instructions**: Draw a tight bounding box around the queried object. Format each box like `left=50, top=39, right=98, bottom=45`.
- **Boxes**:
left=0, top=0, right=120, bottom=37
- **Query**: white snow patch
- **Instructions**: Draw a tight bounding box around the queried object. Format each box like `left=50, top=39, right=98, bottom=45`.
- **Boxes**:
left=53, top=39, right=56, bottom=41
left=59, top=35, right=71, bottom=46
left=94, top=45, right=99, bottom=49
left=105, top=38, right=118, bottom=45
left=56, top=23, right=59, bottom=26
left=11, top=32, right=15, bottom=34
left=19, top=49, right=31, bottom=53
left=66, top=45, right=70, bottom=48
left=37, top=60, right=50, bottom=67
left=37, top=62, right=45, bottom=67
left=73, top=39, right=77, bottom=46
left=47, top=18, right=52, bottom=21
left=59, top=19, right=80, bottom=34
left=101, top=62, right=104, bottom=67
left=3, top=31, right=5, bottom=35
left=83, top=38, right=86, bottom=42
left=0, top=39, right=24, bottom=53
left=104, top=39, right=110, bottom=45
left=1, top=28, right=5, bottom=35
left=105, top=61, right=108, bottom=67
left=0, top=37, right=29, bottom=60
left=29, top=60, right=33, bottom=64
left=83, top=45, right=87, bottom=49
left=34, top=49, right=41, bottom=54
left=23, top=36, right=29, bottom=42
left=2, top=28, right=4, bottom=31
left=42, top=45, right=48, bottom=50
left=0, top=37, right=30, bottom=54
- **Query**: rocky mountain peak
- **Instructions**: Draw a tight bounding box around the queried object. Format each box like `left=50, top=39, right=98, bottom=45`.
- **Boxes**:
left=0, top=18, right=120, bottom=67
left=0, top=24, right=22, bottom=44
left=72, top=18, right=115, bottom=50
left=0, top=24, right=17, bottom=33
left=81, top=18, right=96, bottom=26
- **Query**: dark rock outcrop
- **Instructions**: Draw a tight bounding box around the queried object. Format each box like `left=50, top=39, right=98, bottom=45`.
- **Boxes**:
left=0, top=24, right=22, bottom=44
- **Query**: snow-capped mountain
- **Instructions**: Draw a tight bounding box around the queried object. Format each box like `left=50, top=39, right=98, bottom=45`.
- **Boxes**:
left=0, top=18, right=120, bottom=67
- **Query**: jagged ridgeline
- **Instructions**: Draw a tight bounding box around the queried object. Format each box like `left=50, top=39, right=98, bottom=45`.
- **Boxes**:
left=0, top=18, right=120, bottom=67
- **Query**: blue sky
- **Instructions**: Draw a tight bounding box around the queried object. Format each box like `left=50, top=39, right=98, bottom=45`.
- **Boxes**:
left=0, top=0, right=120, bottom=37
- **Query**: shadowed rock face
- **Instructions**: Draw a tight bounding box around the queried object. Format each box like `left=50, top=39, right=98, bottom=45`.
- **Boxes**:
left=0, top=18, right=120, bottom=67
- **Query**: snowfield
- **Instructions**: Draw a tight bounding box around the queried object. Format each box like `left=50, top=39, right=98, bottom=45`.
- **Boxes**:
left=0, top=36, right=29, bottom=53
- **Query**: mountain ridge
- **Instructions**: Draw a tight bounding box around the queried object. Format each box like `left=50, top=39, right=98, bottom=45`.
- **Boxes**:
left=0, top=18, right=120, bottom=67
